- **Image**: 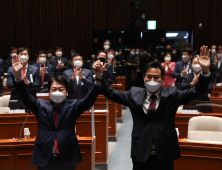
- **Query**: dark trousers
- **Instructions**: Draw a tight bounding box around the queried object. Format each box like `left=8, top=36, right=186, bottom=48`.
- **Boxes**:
left=37, top=157, right=76, bottom=170
left=132, top=155, right=174, bottom=170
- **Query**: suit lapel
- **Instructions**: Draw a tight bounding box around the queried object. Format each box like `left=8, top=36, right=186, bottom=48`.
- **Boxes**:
left=45, top=100, right=55, bottom=129
left=155, top=88, right=168, bottom=118
left=137, top=88, right=148, bottom=116
left=56, top=100, right=70, bottom=128
left=26, top=65, right=31, bottom=81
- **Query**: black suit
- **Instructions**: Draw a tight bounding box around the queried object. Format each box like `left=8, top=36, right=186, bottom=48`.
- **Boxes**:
left=4, top=56, right=11, bottom=73
left=14, top=79, right=101, bottom=168
left=49, top=57, right=69, bottom=76
left=0, top=59, right=4, bottom=94
left=100, top=74, right=211, bottom=169
left=180, top=72, right=213, bottom=112
left=210, top=55, right=222, bottom=83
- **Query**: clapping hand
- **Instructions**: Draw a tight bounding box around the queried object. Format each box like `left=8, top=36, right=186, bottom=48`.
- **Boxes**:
left=92, top=61, right=103, bottom=79
left=198, top=45, right=210, bottom=72
left=11, top=55, right=23, bottom=80
left=190, top=75, right=200, bottom=87
left=181, top=68, right=187, bottom=77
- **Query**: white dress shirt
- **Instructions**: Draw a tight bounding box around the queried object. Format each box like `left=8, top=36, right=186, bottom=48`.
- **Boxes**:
left=218, top=59, right=221, bottom=69
left=143, top=90, right=160, bottom=114
left=21, top=64, right=28, bottom=77
left=73, top=68, right=79, bottom=85
left=58, top=57, right=62, bottom=64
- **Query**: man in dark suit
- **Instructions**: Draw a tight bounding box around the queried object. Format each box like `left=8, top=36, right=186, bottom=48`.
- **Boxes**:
left=172, top=48, right=193, bottom=89
left=90, top=50, right=113, bottom=84
left=11, top=54, right=102, bottom=170
left=93, top=46, right=211, bottom=170
left=4, top=46, right=17, bottom=73
left=210, top=45, right=222, bottom=83
left=33, top=50, right=54, bottom=92
left=7, top=47, right=41, bottom=109
left=125, top=47, right=140, bottom=91
left=63, top=54, right=93, bottom=99
left=180, top=55, right=212, bottom=112
left=50, top=47, right=69, bottom=76
left=0, top=58, right=4, bottom=94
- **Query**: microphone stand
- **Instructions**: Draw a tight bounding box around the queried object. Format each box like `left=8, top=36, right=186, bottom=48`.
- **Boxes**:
left=19, top=110, right=31, bottom=141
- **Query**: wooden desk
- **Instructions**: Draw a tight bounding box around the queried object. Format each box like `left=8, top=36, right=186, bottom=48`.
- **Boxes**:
left=94, top=95, right=117, bottom=137
left=211, top=86, right=222, bottom=97
left=0, top=137, right=96, bottom=170
left=77, top=110, right=109, bottom=163
left=116, top=76, right=126, bottom=92
left=175, top=139, right=222, bottom=170
left=110, top=84, right=122, bottom=119
left=175, top=112, right=222, bottom=138
left=0, top=113, right=38, bottom=139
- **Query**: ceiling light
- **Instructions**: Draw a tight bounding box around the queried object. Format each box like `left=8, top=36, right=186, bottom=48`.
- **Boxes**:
left=166, top=33, right=178, bottom=37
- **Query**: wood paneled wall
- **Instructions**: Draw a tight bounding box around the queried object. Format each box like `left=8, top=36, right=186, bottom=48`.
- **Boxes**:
left=0, top=0, right=221, bottom=60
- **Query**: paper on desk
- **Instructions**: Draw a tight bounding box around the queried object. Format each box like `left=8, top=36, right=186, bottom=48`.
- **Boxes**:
left=187, top=139, right=222, bottom=144
left=181, top=110, right=199, bottom=114
left=94, top=110, right=108, bottom=112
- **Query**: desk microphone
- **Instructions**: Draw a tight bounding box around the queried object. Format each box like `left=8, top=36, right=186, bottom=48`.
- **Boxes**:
left=19, top=110, right=31, bottom=141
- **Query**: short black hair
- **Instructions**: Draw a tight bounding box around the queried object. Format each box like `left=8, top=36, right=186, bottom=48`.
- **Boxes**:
left=72, top=53, right=83, bottom=60
left=69, top=46, right=76, bottom=51
left=165, top=52, right=172, bottom=56
left=108, top=49, right=115, bottom=53
left=17, top=47, right=29, bottom=55
left=37, top=50, right=46, bottom=57
left=182, top=48, right=192, bottom=55
left=143, top=61, right=164, bottom=78
left=55, top=46, right=63, bottom=52
left=104, top=40, right=111, bottom=44
left=191, top=55, right=199, bottom=63
left=131, top=47, right=136, bottom=50
left=184, top=43, right=192, bottom=48
left=48, top=76, right=68, bottom=91
left=216, top=45, right=222, bottom=51
left=211, top=44, right=217, bottom=47
left=9, top=46, right=17, bottom=53
left=97, top=50, right=107, bottom=56
left=46, top=50, right=53, bottom=54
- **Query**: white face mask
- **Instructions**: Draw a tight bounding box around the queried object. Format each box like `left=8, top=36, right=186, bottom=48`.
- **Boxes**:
left=192, top=64, right=202, bottom=73
left=217, top=54, right=222, bottom=59
left=115, top=52, right=119, bottom=56
left=211, top=49, right=216, bottom=54
left=164, top=57, right=171, bottom=61
left=144, top=80, right=162, bottom=93
left=136, top=51, right=140, bottom=55
left=50, top=91, right=66, bottom=104
left=108, top=54, right=114, bottom=60
left=47, top=53, right=52, bottom=58
left=182, top=55, right=190, bottom=62
left=56, top=52, right=63, bottom=57
left=104, top=45, right=110, bottom=50
left=10, top=53, right=17, bottom=58
left=39, top=57, right=46, bottom=64
left=19, top=55, right=29, bottom=63
left=71, top=53, right=75, bottom=56
left=73, top=60, right=82, bottom=69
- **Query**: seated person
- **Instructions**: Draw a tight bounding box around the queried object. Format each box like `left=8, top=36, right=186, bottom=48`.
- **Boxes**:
left=50, top=47, right=69, bottom=76
left=7, top=47, right=40, bottom=109
left=0, top=57, right=4, bottom=94
left=180, top=55, right=212, bottom=112
left=161, top=52, right=176, bottom=87
left=63, top=54, right=93, bottom=99
left=90, top=50, right=113, bottom=84
left=4, top=46, right=17, bottom=73
left=172, top=48, right=193, bottom=89
left=107, top=50, right=118, bottom=84
left=32, top=50, right=54, bottom=92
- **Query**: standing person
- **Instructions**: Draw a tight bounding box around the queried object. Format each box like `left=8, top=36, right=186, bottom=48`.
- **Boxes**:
left=50, top=47, right=69, bottom=76
left=116, top=48, right=125, bottom=76
left=7, top=47, right=40, bottom=109
left=180, top=55, right=212, bottom=112
left=11, top=55, right=102, bottom=170
left=172, top=49, right=193, bottom=89
left=125, top=47, right=140, bottom=91
left=63, top=54, right=93, bottom=100
left=93, top=46, right=211, bottom=170
left=32, top=50, right=54, bottom=92
left=4, top=46, right=17, bottom=73
left=161, top=52, right=176, bottom=87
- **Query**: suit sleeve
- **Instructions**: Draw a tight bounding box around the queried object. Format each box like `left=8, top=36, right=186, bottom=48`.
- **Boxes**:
left=63, top=59, right=69, bottom=71
left=176, top=74, right=212, bottom=106
left=44, top=65, right=54, bottom=80
left=101, top=75, right=131, bottom=106
left=14, top=80, right=39, bottom=116
left=75, top=84, right=101, bottom=118
left=172, top=63, right=182, bottom=78
left=6, top=68, right=16, bottom=91
left=180, top=75, right=191, bottom=90
left=102, top=65, right=113, bottom=79
left=0, top=60, right=4, bottom=76
left=81, top=70, right=93, bottom=89
left=131, top=57, right=140, bottom=67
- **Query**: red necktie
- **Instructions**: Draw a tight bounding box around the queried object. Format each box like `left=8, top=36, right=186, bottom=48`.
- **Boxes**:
left=41, top=65, right=44, bottom=85
left=148, top=95, right=156, bottom=117
left=54, top=107, right=60, bottom=154
left=23, top=67, right=26, bottom=77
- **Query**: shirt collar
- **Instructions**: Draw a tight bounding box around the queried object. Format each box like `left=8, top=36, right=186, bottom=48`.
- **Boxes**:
left=193, top=71, right=200, bottom=77
left=39, top=63, right=45, bottom=67
left=146, top=89, right=160, bottom=100
left=24, top=63, right=28, bottom=69
left=57, top=57, right=62, bottom=60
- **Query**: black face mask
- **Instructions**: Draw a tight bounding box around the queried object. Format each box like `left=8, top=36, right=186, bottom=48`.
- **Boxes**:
left=99, top=57, right=105, bottom=63
left=165, top=49, right=172, bottom=53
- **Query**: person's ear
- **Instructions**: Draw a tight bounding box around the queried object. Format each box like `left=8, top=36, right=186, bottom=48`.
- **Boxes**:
left=66, top=91, right=68, bottom=96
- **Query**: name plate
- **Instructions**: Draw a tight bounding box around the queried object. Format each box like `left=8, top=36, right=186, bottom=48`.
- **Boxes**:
left=36, top=93, right=49, bottom=96
left=9, top=110, right=25, bottom=114
left=181, top=110, right=199, bottom=114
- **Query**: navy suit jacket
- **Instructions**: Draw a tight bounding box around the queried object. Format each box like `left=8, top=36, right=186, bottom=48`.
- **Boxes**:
left=63, top=68, right=93, bottom=99
left=32, top=63, right=54, bottom=91
left=0, top=59, right=4, bottom=94
left=49, top=57, right=69, bottom=76
left=100, top=74, right=211, bottom=162
left=7, top=65, right=41, bottom=104
left=13, top=80, right=100, bottom=167
left=4, top=56, right=11, bottom=73
left=210, top=55, right=222, bottom=83
left=172, top=60, right=192, bottom=87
